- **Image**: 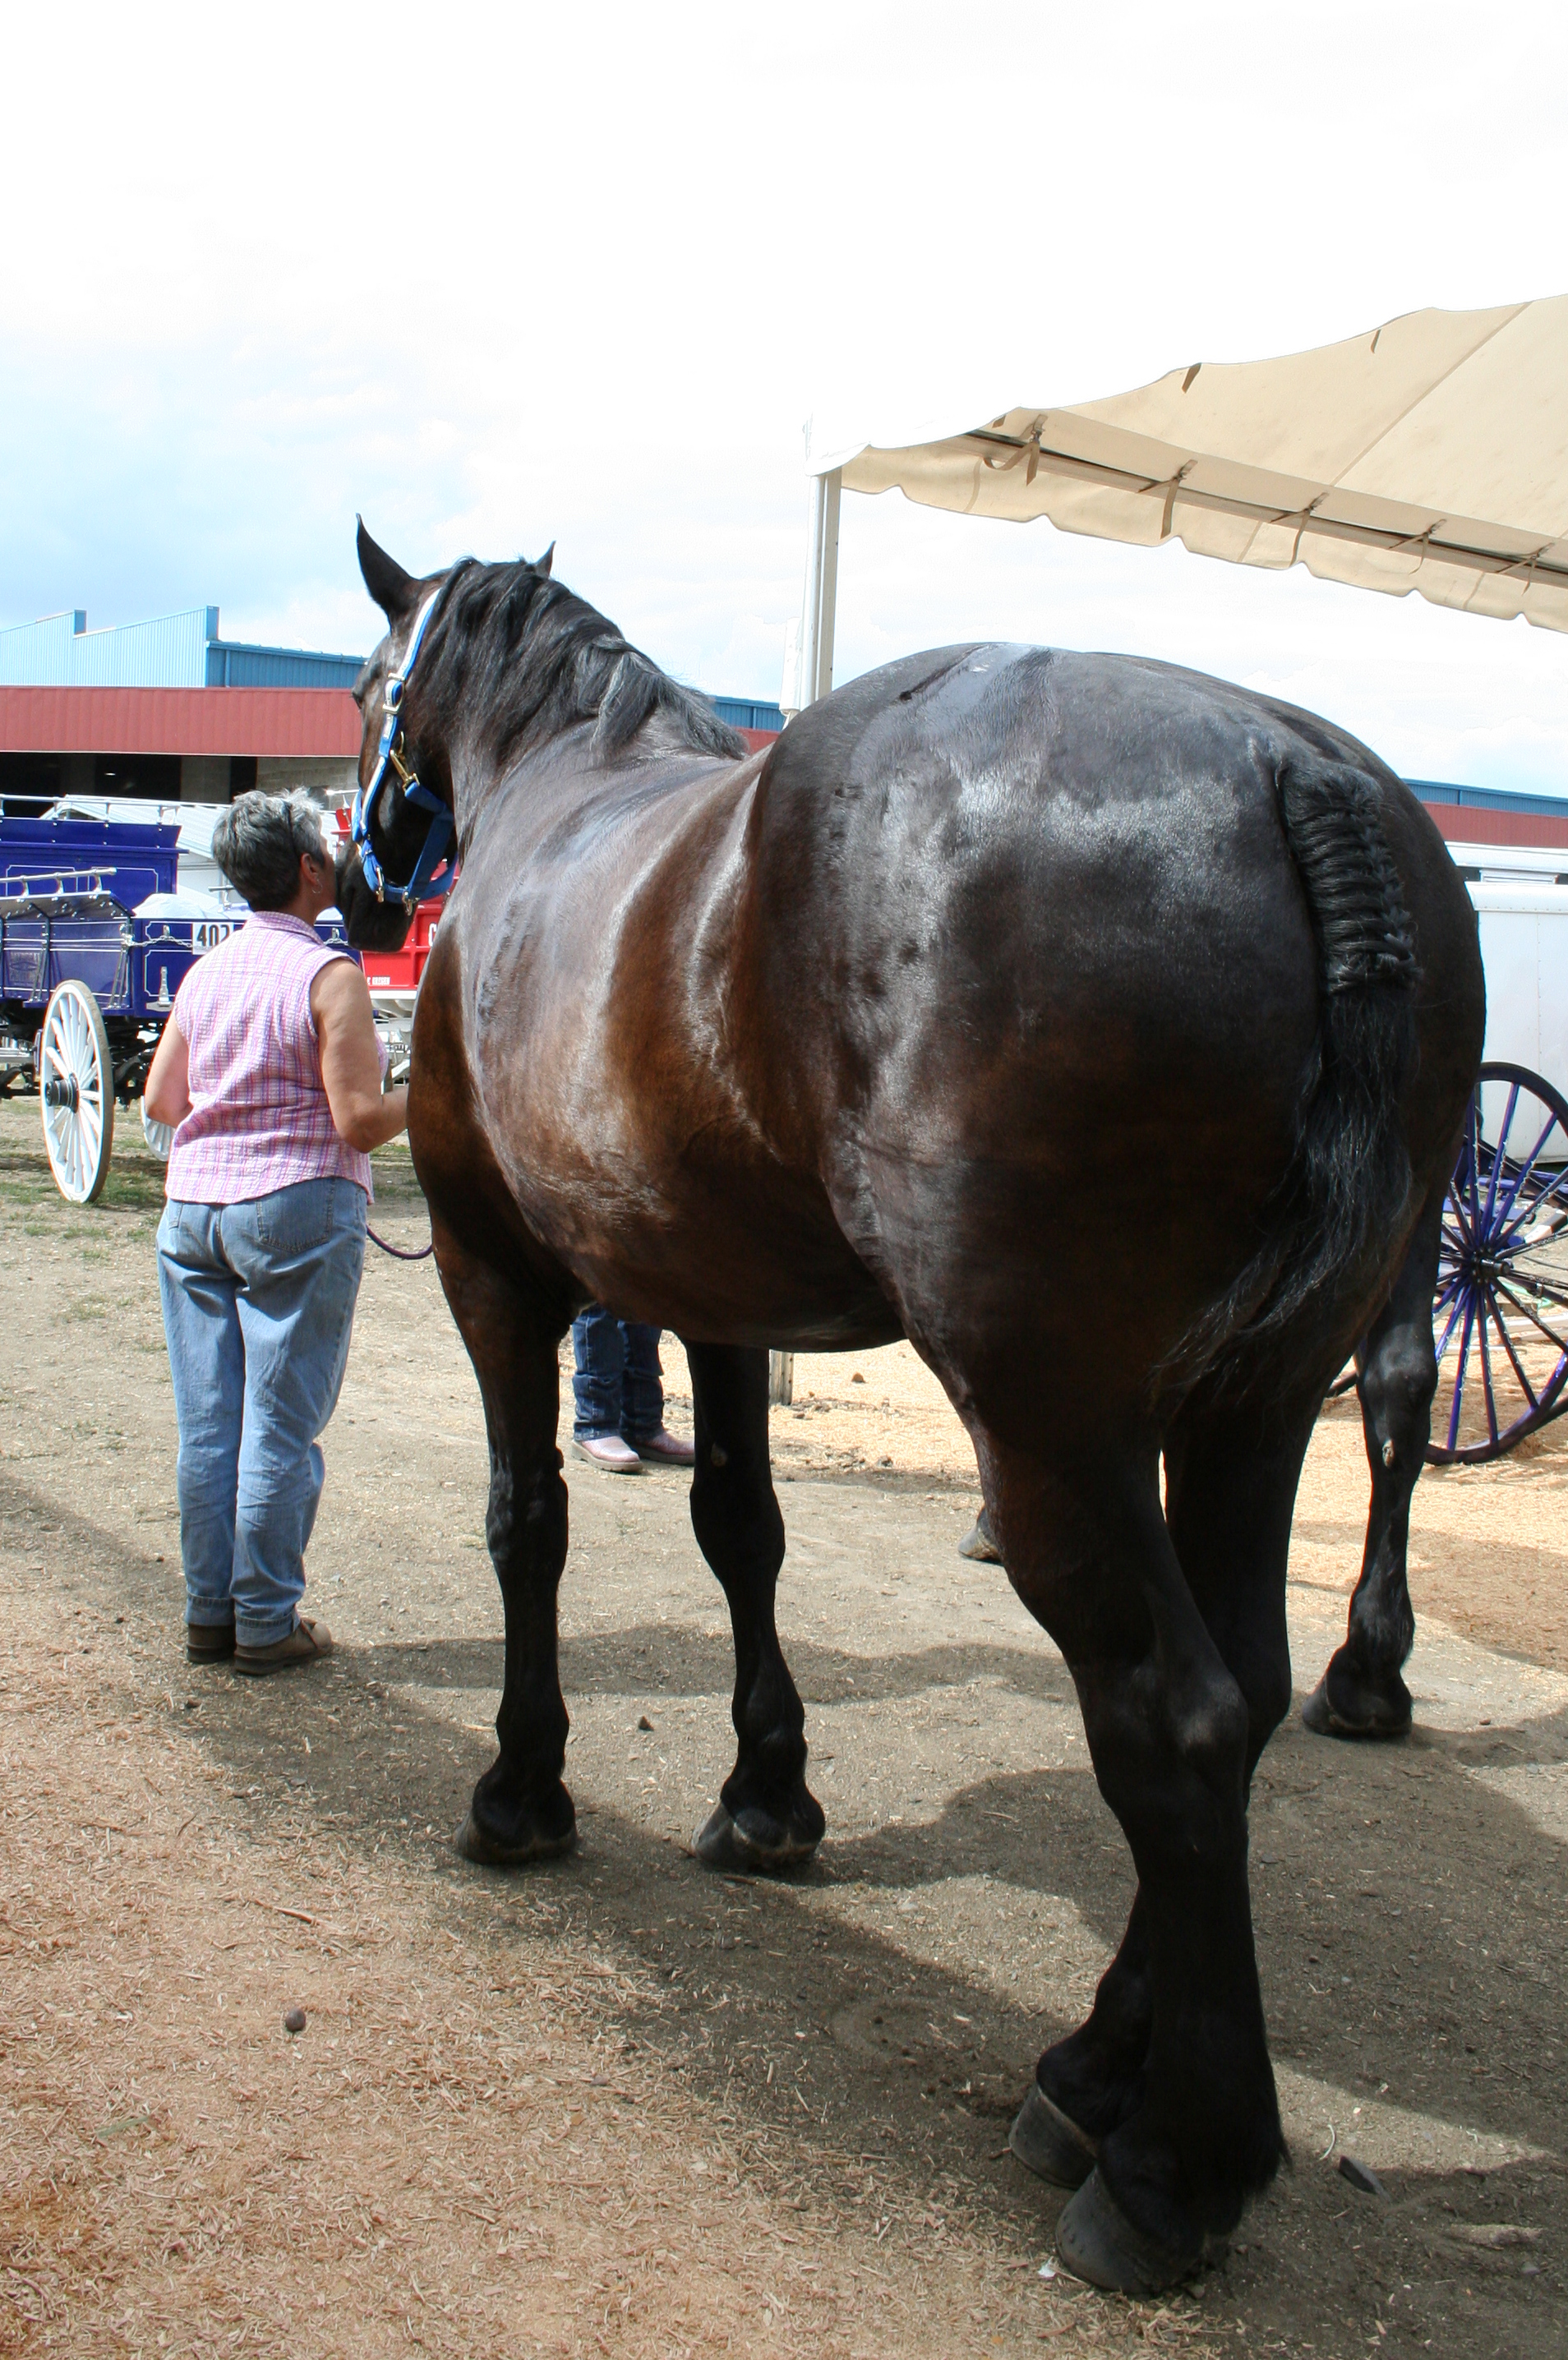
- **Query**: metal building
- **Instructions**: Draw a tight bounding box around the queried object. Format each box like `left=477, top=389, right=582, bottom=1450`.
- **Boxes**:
left=0, top=606, right=363, bottom=692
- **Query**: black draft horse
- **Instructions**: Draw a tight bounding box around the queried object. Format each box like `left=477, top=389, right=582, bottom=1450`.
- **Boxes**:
left=337, top=524, right=1483, bottom=2295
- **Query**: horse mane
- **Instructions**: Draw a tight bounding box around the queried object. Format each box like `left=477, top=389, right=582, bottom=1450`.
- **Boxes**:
left=423, top=557, right=749, bottom=767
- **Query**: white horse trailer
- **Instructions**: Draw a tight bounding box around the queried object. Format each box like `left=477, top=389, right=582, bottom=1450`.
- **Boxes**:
left=1427, top=842, right=1568, bottom=1460
left=1463, top=855, right=1568, bottom=1135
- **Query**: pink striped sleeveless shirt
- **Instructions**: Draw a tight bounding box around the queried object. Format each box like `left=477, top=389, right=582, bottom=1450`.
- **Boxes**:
left=165, top=911, right=382, bottom=1204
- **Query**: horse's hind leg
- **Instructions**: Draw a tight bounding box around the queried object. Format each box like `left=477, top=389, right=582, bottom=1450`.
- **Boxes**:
left=434, top=1238, right=575, bottom=1867
left=684, top=1342, right=824, bottom=1874
left=1303, top=1186, right=1443, bottom=1740
left=1013, top=1394, right=1304, bottom=2193
left=983, top=1423, right=1292, bottom=2293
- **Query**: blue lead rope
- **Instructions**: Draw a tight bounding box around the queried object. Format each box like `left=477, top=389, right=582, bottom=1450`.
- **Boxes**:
left=353, top=588, right=448, bottom=1256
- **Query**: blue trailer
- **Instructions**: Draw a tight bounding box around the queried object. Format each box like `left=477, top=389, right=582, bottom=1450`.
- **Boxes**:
left=0, top=802, right=350, bottom=1201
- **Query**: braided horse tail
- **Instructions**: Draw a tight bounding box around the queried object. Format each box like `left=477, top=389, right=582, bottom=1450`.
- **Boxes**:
left=1172, top=759, right=1420, bottom=1396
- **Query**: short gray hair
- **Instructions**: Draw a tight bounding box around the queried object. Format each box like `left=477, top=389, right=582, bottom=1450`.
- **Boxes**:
left=210, top=791, right=330, bottom=911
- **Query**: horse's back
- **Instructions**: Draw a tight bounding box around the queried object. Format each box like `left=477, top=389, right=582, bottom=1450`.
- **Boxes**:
left=751, top=640, right=1472, bottom=1136
left=746, top=643, right=1320, bottom=1236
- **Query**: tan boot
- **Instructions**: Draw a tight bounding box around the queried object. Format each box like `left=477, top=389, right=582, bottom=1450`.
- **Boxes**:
left=233, top=1616, right=334, bottom=1678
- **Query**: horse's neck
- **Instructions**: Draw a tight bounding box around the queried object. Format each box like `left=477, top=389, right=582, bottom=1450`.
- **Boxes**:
left=456, top=718, right=726, bottom=854
left=453, top=722, right=593, bottom=847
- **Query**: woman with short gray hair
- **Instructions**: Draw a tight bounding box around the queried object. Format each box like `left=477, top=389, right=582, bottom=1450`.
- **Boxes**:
left=143, top=793, right=408, bottom=1673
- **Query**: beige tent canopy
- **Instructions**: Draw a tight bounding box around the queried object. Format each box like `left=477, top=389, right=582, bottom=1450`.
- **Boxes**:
left=787, top=298, right=1568, bottom=710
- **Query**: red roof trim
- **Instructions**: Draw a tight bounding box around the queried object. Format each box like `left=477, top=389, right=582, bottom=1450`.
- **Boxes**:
left=0, top=688, right=777, bottom=765
left=1423, top=802, right=1568, bottom=850
left=0, top=685, right=362, bottom=759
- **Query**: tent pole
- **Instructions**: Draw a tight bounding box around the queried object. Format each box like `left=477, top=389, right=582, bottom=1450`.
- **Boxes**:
left=800, top=468, right=842, bottom=705
left=769, top=467, right=842, bottom=1409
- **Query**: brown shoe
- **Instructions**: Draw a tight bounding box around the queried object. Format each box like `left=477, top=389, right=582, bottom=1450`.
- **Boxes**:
left=233, top=1616, right=334, bottom=1678
left=631, top=1427, right=695, bottom=1468
left=187, top=1621, right=237, bottom=1663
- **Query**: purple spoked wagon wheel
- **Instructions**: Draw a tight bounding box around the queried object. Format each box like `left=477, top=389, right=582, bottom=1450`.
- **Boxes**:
left=1427, top=1061, right=1568, bottom=1465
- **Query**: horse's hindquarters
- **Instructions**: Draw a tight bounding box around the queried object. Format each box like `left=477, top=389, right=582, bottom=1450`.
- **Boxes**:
left=819, top=914, right=1319, bottom=1456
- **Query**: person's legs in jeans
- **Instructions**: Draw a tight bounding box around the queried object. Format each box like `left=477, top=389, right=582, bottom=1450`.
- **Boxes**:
left=572, top=1305, right=627, bottom=1440
left=223, top=1178, right=367, bottom=1649
left=619, top=1322, right=666, bottom=1443
left=157, top=1200, right=246, bottom=1629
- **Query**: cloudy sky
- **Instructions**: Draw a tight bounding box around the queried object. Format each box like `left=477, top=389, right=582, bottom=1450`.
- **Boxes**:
left=5, top=2, right=1567, bottom=788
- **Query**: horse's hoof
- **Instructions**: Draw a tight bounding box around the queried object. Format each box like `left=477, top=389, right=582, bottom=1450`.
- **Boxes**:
left=958, top=1512, right=1003, bottom=1565
left=1300, top=1671, right=1413, bottom=1742
left=1008, top=2082, right=1097, bottom=2190
left=1055, top=2169, right=1203, bottom=2298
left=452, top=1808, right=577, bottom=1868
left=693, top=1803, right=819, bottom=1875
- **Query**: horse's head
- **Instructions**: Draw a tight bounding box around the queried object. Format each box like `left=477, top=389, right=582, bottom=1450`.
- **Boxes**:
left=336, top=520, right=458, bottom=953
left=337, top=521, right=744, bottom=952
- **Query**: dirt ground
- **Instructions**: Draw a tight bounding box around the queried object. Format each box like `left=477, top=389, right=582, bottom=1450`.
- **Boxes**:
left=2, top=1095, right=1565, bottom=2359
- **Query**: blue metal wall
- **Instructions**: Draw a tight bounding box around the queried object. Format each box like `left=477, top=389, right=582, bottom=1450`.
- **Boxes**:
left=0, top=605, right=364, bottom=690
left=204, top=640, right=363, bottom=689
left=707, top=694, right=785, bottom=733
left=1409, top=779, right=1568, bottom=819
left=0, top=606, right=214, bottom=687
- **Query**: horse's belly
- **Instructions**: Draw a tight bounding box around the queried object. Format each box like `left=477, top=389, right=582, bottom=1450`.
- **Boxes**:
left=503, top=1144, right=902, bottom=1352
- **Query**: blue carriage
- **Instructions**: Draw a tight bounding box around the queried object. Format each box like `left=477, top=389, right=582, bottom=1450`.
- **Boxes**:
left=0, top=802, right=351, bottom=1204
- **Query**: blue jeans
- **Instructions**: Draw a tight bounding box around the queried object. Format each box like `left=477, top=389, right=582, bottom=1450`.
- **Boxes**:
left=156, top=1179, right=367, bottom=1647
left=571, top=1307, right=665, bottom=1442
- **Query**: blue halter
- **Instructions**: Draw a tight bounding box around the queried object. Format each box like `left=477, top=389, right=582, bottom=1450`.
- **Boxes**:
left=350, top=587, right=457, bottom=909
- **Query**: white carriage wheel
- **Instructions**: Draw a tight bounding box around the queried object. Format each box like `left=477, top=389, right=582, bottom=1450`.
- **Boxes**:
left=39, top=979, right=116, bottom=1205
left=140, top=1096, right=174, bottom=1162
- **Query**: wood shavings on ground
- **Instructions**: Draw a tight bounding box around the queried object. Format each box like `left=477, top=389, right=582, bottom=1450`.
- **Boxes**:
left=0, top=1598, right=1148, bottom=2358
left=5, top=1109, right=1564, bottom=2357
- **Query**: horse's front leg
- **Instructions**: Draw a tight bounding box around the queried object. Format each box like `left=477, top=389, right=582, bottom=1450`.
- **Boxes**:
left=685, top=1342, right=824, bottom=1873
left=434, top=1234, right=575, bottom=1867
left=1303, top=1184, right=1444, bottom=1741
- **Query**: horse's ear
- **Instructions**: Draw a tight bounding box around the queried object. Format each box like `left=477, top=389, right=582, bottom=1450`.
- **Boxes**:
left=357, top=516, right=420, bottom=624
left=534, top=543, right=556, bottom=578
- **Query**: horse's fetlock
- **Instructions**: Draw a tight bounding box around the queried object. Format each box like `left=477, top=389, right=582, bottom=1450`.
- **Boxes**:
left=496, top=1689, right=568, bottom=1757
left=1345, top=1583, right=1414, bottom=1669
left=733, top=1695, right=808, bottom=1796
left=691, top=1491, right=785, bottom=1596
left=743, top=1683, right=805, bottom=1754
